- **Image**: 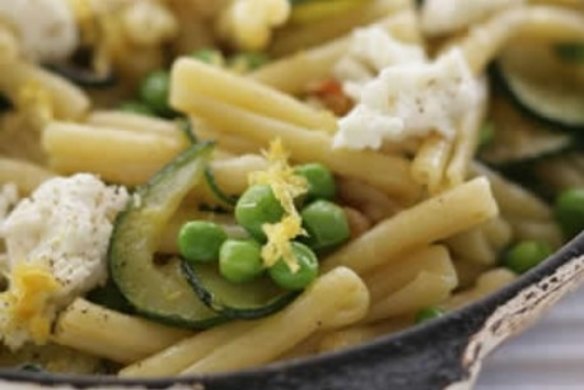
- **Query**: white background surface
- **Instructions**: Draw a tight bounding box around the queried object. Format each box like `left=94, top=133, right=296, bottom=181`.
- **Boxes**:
left=475, top=286, right=584, bottom=389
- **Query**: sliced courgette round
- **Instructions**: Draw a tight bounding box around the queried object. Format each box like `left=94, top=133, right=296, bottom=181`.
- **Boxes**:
left=109, top=142, right=225, bottom=329
left=494, top=42, right=584, bottom=131
left=182, top=261, right=299, bottom=320
left=479, top=94, right=576, bottom=166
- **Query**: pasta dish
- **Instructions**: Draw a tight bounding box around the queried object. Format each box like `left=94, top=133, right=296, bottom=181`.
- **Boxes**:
left=0, top=0, right=582, bottom=378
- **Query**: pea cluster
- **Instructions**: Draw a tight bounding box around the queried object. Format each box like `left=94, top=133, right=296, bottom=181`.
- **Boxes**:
left=178, top=163, right=350, bottom=291
left=120, top=48, right=268, bottom=118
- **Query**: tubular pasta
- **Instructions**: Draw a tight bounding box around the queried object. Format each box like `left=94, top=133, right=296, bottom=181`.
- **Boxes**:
left=171, top=58, right=337, bottom=132
left=270, top=0, right=409, bottom=56
left=172, top=93, right=420, bottom=201
left=323, top=177, right=499, bottom=275
left=180, top=267, right=369, bottom=375
left=250, top=10, right=422, bottom=95
left=52, top=299, right=191, bottom=365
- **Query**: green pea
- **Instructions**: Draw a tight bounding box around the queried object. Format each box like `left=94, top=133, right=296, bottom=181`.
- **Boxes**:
left=301, top=200, right=350, bottom=251
left=415, top=307, right=445, bottom=324
left=178, top=221, right=227, bottom=263
left=219, top=239, right=264, bottom=284
left=555, top=43, right=584, bottom=63
left=118, top=101, right=155, bottom=116
left=503, top=240, right=553, bottom=274
left=554, top=188, right=584, bottom=239
left=269, top=242, right=319, bottom=290
left=190, top=48, right=225, bottom=66
left=139, top=70, right=173, bottom=117
left=295, top=163, right=336, bottom=201
left=235, top=185, right=285, bottom=240
left=229, top=52, right=270, bottom=73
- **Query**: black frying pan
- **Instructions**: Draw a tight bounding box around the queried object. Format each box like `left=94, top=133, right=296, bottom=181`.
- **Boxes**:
left=1, top=232, right=583, bottom=390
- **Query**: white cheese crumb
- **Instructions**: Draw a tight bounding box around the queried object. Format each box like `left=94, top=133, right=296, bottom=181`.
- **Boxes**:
left=0, top=0, right=79, bottom=62
left=1, top=174, right=128, bottom=305
left=334, top=49, right=481, bottom=150
left=421, top=0, right=525, bottom=36
left=333, top=26, right=426, bottom=100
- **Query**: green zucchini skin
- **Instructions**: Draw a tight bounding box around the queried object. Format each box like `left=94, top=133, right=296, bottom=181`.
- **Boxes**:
left=490, top=44, right=584, bottom=132
left=479, top=92, right=580, bottom=168
left=181, top=261, right=299, bottom=320
left=108, top=142, right=226, bottom=329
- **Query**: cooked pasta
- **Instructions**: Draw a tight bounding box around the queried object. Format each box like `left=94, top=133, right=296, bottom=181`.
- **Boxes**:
left=0, top=0, right=581, bottom=379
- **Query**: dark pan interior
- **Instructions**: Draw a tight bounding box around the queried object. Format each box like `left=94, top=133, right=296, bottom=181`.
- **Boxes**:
left=1, top=232, right=583, bottom=390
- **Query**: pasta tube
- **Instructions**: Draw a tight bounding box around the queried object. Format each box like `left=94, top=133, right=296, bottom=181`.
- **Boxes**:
left=443, top=268, right=517, bottom=310
left=459, top=6, right=584, bottom=75
left=43, top=122, right=189, bottom=186
left=270, top=0, right=409, bottom=56
left=180, top=267, right=369, bottom=375
left=171, top=58, right=337, bottom=132
left=364, top=258, right=458, bottom=323
left=323, top=177, right=499, bottom=275
left=472, top=163, right=552, bottom=221
left=120, top=321, right=258, bottom=378
left=411, top=135, right=454, bottom=194
left=337, top=177, right=402, bottom=223
left=0, top=60, right=89, bottom=120
left=363, top=245, right=453, bottom=304
left=52, top=299, right=191, bottom=364
left=250, top=10, right=422, bottom=95
left=318, top=317, right=411, bottom=354
left=446, top=227, right=497, bottom=266
left=171, top=93, right=420, bottom=201
left=87, top=110, right=182, bottom=137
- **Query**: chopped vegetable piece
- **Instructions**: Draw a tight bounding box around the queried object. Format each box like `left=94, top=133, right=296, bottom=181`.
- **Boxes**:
left=503, top=240, right=553, bottom=274
left=182, top=261, right=297, bottom=319
left=109, top=142, right=224, bottom=328
left=301, top=200, right=350, bottom=251
left=555, top=43, right=584, bottom=63
left=118, top=101, right=155, bottom=116
left=139, top=70, right=173, bottom=117
left=179, top=221, right=227, bottom=264
left=554, top=188, right=584, bottom=239
left=235, top=184, right=285, bottom=240
left=191, top=48, right=225, bottom=67
left=294, top=163, right=336, bottom=201
left=415, top=307, right=444, bottom=324
left=219, top=239, right=264, bottom=283
left=268, top=242, right=318, bottom=290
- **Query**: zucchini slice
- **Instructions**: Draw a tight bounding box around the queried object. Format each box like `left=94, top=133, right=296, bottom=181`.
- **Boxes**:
left=109, top=142, right=225, bottom=329
left=182, top=262, right=299, bottom=320
left=494, top=43, right=584, bottom=131
left=479, top=94, right=576, bottom=166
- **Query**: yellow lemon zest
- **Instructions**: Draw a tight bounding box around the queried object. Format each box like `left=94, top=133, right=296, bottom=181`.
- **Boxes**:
left=0, top=262, right=61, bottom=349
left=249, top=139, right=308, bottom=272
